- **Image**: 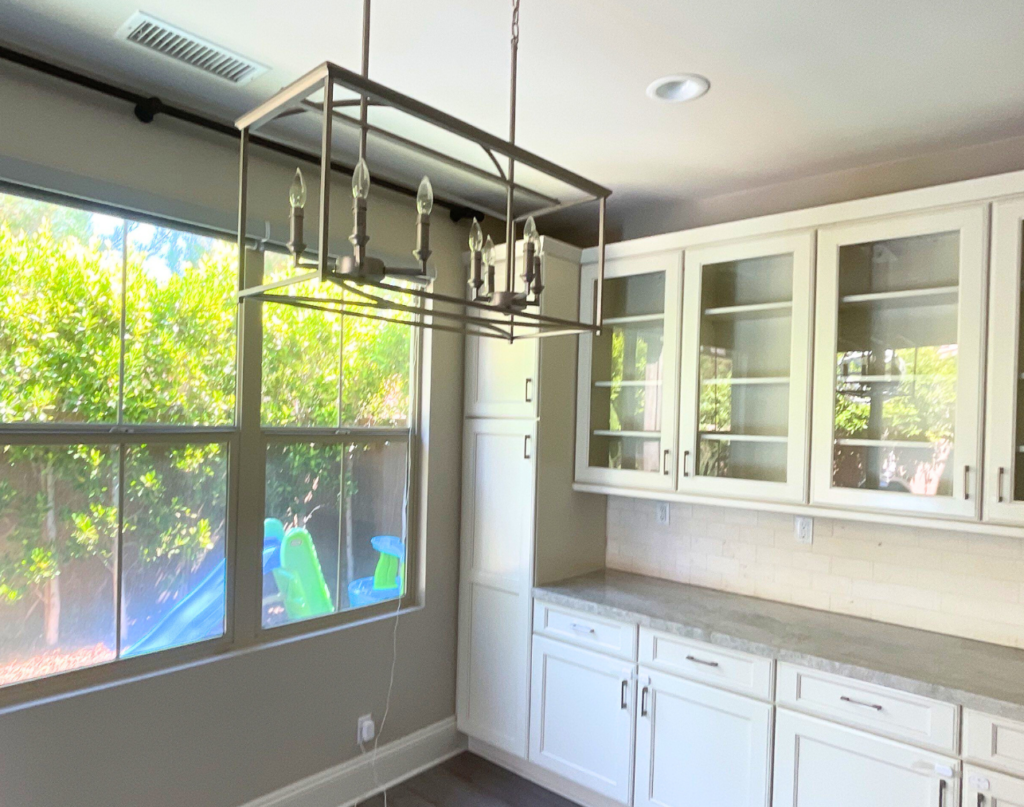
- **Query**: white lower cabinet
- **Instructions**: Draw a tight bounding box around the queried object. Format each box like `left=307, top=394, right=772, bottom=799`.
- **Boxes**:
left=529, top=634, right=636, bottom=802
left=773, top=709, right=960, bottom=807
left=966, top=765, right=1024, bottom=807
left=634, top=667, right=772, bottom=807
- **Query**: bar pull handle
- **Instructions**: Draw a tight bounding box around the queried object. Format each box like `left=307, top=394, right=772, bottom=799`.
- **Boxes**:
left=524, top=435, right=531, bottom=460
left=938, top=778, right=946, bottom=807
left=998, top=466, right=1006, bottom=503
left=569, top=622, right=595, bottom=635
left=641, top=685, right=650, bottom=717
left=663, top=449, right=671, bottom=475
left=620, top=679, right=629, bottom=710
left=685, top=655, right=719, bottom=668
left=525, top=378, right=533, bottom=403
left=977, top=794, right=984, bottom=807
left=964, top=465, right=971, bottom=500
left=682, top=449, right=691, bottom=477
left=840, top=695, right=883, bottom=711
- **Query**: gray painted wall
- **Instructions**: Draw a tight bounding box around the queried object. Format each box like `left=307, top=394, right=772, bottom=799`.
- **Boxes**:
left=0, top=63, right=465, bottom=807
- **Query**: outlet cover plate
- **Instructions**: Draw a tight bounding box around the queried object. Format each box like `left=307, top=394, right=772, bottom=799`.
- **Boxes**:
left=357, top=713, right=375, bottom=745
left=794, top=516, right=813, bottom=545
left=656, top=502, right=670, bottom=526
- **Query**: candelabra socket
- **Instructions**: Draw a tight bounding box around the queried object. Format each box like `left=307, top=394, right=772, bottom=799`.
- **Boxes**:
left=288, top=207, right=306, bottom=264
left=350, top=198, right=369, bottom=267
left=484, top=261, right=496, bottom=299
left=469, top=251, right=484, bottom=298
left=413, top=213, right=432, bottom=268
left=531, top=254, right=543, bottom=298
left=522, top=240, right=536, bottom=288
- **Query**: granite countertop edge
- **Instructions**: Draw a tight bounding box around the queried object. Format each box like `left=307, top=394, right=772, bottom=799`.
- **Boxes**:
left=533, top=572, right=1024, bottom=724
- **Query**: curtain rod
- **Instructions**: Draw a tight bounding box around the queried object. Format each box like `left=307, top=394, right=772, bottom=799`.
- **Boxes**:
left=0, top=43, right=483, bottom=222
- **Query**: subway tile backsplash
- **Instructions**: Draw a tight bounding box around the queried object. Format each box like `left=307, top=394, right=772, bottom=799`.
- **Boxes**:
left=606, top=497, right=1024, bottom=649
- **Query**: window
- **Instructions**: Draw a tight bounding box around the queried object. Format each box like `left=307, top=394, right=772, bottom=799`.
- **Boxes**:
left=259, top=251, right=413, bottom=628
left=0, top=189, right=418, bottom=693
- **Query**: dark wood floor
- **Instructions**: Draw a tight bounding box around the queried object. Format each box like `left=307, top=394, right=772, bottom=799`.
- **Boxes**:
left=356, top=752, right=579, bottom=807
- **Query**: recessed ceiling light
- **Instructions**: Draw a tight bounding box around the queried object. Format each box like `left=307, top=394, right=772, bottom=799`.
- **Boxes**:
left=646, top=74, right=710, bottom=103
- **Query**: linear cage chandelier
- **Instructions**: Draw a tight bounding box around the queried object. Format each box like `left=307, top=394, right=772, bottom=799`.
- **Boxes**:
left=234, top=0, right=609, bottom=341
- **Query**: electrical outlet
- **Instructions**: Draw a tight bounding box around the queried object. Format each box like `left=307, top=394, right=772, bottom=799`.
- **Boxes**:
left=357, top=714, right=375, bottom=745
left=794, top=516, right=813, bottom=545
left=655, top=502, right=670, bottom=526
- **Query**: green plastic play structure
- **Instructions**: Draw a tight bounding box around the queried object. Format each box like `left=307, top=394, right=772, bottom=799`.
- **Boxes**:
left=273, top=527, right=334, bottom=620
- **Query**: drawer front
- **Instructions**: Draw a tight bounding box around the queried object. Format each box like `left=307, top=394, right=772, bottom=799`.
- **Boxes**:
left=639, top=628, right=773, bottom=700
left=777, top=663, right=958, bottom=753
left=532, top=601, right=638, bottom=660
left=965, top=710, right=1024, bottom=778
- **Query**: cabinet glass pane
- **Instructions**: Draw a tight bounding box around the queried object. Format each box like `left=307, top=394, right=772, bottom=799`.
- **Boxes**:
left=589, top=273, right=667, bottom=472
left=698, top=254, right=792, bottom=483
left=832, top=231, right=959, bottom=496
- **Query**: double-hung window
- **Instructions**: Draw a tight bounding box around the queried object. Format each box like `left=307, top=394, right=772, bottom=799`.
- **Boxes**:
left=0, top=188, right=416, bottom=693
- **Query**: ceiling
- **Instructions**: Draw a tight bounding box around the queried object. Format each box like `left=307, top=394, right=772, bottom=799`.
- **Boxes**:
left=4, top=0, right=1024, bottom=241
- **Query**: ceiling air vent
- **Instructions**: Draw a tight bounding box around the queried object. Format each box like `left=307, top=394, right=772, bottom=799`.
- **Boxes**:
left=116, top=12, right=268, bottom=85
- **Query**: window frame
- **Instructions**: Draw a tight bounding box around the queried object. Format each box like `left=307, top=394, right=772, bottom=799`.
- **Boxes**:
left=0, top=186, right=423, bottom=709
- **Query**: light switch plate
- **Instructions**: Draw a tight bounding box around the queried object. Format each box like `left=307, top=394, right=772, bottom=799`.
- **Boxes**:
left=655, top=502, right=670, bottom=526
left=794, top=516, right=813, bottom=544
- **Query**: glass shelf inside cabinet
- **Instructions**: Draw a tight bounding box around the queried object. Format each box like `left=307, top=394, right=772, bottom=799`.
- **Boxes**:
left=698, top=253, right=793, bottom=483
left=589, top=272, right=667, bottom=472
left=832, top=231, right=959, bottom=496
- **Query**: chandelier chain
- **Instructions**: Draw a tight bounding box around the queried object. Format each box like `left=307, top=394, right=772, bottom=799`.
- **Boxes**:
left=511, top=0, right=520, bottom=46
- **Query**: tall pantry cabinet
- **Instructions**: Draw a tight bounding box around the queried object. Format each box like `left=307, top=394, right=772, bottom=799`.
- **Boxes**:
left=456, top=237, right=606, bottom=758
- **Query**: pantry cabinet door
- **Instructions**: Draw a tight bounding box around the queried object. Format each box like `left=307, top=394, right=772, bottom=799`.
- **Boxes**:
left=810, top=206, right=987, bottom=519
left=773, top=710, right=960, bottom=807
left=456, top=419, right=536, bottom=756
left=634, top=667, right=772, bottom=807
left=575, top=252, right=684, bottom=491
left=984, top=198, right=1024, bottom=525
left=678, top=232, right=814, bottom=504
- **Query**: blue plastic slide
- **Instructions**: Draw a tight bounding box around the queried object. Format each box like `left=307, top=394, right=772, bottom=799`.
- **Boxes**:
left=123, top=520, right=285, bottom=658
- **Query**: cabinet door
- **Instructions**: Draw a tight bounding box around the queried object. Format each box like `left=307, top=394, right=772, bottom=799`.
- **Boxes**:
left=464, top=256, right=539, bottom=419
left=984, top=198, right=1024, bottom=525
left=965, top=765, right=1024, bottom=807
left=678, top=232, right=814, bottom=503
left=634, top=667, right=772, bottom=807
left=575, top=252, right=684, bottom=491
left=773, top=710, right=960, bottom=807
left=456, top=419, right=536, bottom=756
left=810, top=206, right=987, bottom=518
left=529, top=635, right=635, bottom=802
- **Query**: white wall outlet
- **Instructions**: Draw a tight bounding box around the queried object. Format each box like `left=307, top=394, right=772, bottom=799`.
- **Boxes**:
left=794, top=516, right=813, bottom=545
left=655, top=502, right=670, bottom=526
left=357, top=713, right=375, bottom=745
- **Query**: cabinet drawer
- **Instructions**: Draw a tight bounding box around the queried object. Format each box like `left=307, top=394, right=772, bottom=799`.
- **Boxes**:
left=965, top=710, right=1024, bottom=777
left=532, top=601, right=637, bottom=661
left=777, top=663, right=958, bottom=753
left=639, top=627, right=773, bottom=700
left=965, top=764, right=1024, bottom=805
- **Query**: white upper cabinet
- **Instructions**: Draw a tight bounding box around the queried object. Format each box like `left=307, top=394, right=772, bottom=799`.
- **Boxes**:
left=810, top=206, right=988, bottom=518
left=464, top=252, right=538, bottom=420
left=984, top=198, right=1024, bottom=526
left=575, top=252, right=684, bottom=491
left=678, top=232, right=814, bottom=503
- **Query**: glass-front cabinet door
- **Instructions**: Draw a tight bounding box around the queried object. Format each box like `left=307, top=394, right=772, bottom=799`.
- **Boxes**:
left=575, top=252, right=683, bottom=491
left=678, top=232, right=814, bottom=503
left=984, top=198, right=1024, bottom=525
left=811, top=206, right=986, bottom=518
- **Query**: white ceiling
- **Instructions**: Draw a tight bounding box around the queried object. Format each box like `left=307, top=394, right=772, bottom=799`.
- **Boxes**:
left=4, top=0, right=1024, bottom=239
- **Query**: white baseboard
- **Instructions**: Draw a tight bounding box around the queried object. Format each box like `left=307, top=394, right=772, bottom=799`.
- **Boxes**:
left=468, top=737, right=625, bottom=807
left=244, top=717, right=467, bottom=807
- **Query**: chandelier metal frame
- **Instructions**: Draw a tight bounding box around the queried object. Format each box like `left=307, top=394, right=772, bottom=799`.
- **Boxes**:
left=233, top=0, right=609, bottom=341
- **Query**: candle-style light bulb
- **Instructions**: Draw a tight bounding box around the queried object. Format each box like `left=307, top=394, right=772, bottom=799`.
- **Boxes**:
left=469, top=219, right=484, bottom=253
left=483, top=235, right=495, bottom=267
left=288, top=168, right=307, bottom=209
left=352, top=158, right=371, bottom=200
left=416, top=176, right=434, bottom=216
left=524, top=215, right=539, bottom=249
